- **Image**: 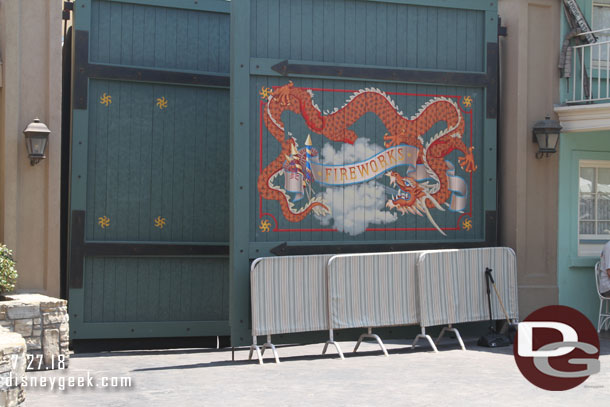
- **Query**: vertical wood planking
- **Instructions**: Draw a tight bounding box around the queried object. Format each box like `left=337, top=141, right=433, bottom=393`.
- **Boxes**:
left=83, top=257, right=229, bottom=322
left=75, top=0, right=231, bottom=339
left=90, top=0, right=230, bottom=74
left=86, top=80, right=229, bottom=242
left=249, top=0, right=484, bottom=71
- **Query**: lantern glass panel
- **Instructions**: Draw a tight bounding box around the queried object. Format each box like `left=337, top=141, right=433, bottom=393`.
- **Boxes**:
left=26, top=134, right=47, bottom=157
left=535, top=132, right=558, bottom=152
left=546, top=132, right=559, bottom=150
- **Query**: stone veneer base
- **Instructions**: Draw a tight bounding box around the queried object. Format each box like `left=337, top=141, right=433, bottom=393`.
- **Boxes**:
left=0, top=327, right=26, bottom=406
left=0, top=294, right=69, bottom=370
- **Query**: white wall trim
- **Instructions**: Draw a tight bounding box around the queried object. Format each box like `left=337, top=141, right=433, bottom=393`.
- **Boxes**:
left=554, top=103, right=610, bottom=132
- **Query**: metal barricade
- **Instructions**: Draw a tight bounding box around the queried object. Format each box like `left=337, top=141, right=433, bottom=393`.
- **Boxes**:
left=415, top=247, right=518, bottom=349
left=249, top=254, right=332, bottom=364
left=325, top=251, right=424, bottom=357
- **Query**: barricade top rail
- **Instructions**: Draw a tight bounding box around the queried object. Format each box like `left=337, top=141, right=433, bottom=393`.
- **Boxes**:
left=326, top=248, right=460, bottom=267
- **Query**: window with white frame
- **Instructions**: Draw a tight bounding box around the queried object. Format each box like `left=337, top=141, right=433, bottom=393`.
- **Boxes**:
left=579, top=160, right=610, bottom=256
left=593, top=1, right=610, bottom=60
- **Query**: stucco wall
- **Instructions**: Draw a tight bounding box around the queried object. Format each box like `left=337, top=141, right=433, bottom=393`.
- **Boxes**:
left=498, top=0, right=561, bottom=318
left=0, top=0, right=62, bottom=297
left=556, top=130, right=610, bottom=326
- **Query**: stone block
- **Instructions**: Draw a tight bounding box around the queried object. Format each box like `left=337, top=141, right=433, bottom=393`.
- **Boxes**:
left=6, top=388, right=18, bottom=407
left=33, top=318, right=40, bottom=325
left=32, top=329, right=41, bottom=337
left=40, top=299, right=67, bottom=309
left=6, top=305, right=40, bottom=320
left=42, top=329, right=59, bottom=367
left=13, top=320, right=32, bottom=337
left=42, top=312, right=66, bottom=325
left=26, top=337, right=41, bottom=350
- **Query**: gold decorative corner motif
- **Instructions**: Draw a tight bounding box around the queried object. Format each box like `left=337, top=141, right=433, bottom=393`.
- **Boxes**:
left=259, top=87, right=273, bottom=100
left=100, top=93, right=112, bottom=107
left=462, top=96, right=473, bottom=108
left=156, top=96, right=168, bottom=110
left=461, top=217, right=473, bottom=231
left=259, top=219, right=271, bottom=232
left=98, top=215, right=110, bottom=229
left=154, top=216, right=166, bottom=229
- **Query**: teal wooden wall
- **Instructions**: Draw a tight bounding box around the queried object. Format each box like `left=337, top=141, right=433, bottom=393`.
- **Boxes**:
left=250, top=0, right=485, bottom=71
left=86, top=80, right=229, bottom=242
left=90, top=0, right=229, bottom=72
left=83, top=257, right=228, bottom=323
left=69, top=0, right=231, bottom=339
left=69, top=0, right=497, bottom=343
left=231, top=0, right=499, bottom=346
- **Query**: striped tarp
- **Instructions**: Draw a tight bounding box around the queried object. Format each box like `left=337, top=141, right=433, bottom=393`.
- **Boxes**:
left=416, top=247, right=519, bottom=328
left=250, top=255, right=332, bottom=336
left=327, top=251, right=423, bottom=330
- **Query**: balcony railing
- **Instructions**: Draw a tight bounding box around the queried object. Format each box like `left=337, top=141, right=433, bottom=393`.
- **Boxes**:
left=567, top=28, right=610, bottom=104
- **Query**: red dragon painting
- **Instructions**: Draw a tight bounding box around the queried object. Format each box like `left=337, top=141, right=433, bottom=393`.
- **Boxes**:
left=258, top=81, right=476, bottom=235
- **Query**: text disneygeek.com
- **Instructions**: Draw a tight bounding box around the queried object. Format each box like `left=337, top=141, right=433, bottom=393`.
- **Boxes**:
left=0, top=372, right=132, bottom=391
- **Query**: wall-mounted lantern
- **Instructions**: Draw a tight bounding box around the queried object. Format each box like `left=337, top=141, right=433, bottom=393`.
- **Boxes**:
left=23, top=118, right=50, bottom=166
left=532, top=116, right=562, bottom=159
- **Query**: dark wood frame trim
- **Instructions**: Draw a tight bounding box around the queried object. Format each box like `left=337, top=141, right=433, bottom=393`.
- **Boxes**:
left=269, top=211, right=497, bottom=256
left=270, top=42, right=499, bottom=119
left=73, top=30, right=230, bottom=109
left=69, top=211, right=229, bottom=289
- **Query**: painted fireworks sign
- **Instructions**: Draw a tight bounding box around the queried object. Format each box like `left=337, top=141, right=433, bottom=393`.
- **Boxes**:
left=257, top=82, right=476, bottom=237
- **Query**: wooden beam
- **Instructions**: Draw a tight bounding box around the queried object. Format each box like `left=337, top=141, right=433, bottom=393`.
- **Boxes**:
left=73, top=30, right=230, bottom=110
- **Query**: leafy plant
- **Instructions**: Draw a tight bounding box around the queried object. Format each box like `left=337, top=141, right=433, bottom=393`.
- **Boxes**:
left=0, top=245, right=17, bottom=295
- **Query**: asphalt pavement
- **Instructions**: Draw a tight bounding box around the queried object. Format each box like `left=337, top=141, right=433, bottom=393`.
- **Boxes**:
left=24, top=335, right=610, bottom=406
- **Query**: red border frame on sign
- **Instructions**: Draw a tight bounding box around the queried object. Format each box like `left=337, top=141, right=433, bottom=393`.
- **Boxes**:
left=258, top=86, right=474, bottom=233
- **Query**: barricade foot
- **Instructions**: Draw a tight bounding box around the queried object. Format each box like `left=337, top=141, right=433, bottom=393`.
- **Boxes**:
left=258, top=335, right=280, bottom=363
left=435, top=325, right=466, bottom=351
left=248, top=344, right=263, bottom=365
left=262, top=343, right=280, bottom=364
left=412, top=327, right=438, bottom=353
left=354, top=327, right=388, bottom=356
left=322, top=341, right=345, bottom=360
